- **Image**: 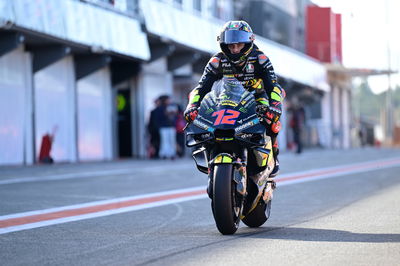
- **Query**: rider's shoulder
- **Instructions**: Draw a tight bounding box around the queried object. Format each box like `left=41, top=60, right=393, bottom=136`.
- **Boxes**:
left=251, top=45, right=269, bottom=64
left=254, top=50, right=270, bottom=65
left=207, top=53, right=224, bottom=69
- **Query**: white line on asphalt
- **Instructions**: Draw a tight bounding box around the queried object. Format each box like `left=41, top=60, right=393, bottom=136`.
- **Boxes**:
left=0, top=186, right=204, bottom=220
left=0, top=157, right=399, bottom=235
left=0, top=194, right=207, bottom=235
left=0, top=164, right=194, bottom=185
left=0, top=169, right=134, bottom=185
left=277, top=157, right=400, bottom=186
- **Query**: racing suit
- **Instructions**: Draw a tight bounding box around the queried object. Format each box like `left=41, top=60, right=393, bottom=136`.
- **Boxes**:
left=186, top=45, right=285, bottom=175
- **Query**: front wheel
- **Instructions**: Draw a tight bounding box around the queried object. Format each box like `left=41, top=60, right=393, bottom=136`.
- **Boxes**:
left=212, top=164, right=241, bottom=235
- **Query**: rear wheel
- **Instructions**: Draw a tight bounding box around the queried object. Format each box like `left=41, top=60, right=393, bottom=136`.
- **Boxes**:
left=212, top=164, right=241, bottom=235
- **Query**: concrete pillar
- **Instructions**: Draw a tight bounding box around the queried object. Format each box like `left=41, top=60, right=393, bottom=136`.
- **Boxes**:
left=136, top=58, right=173, bottom=157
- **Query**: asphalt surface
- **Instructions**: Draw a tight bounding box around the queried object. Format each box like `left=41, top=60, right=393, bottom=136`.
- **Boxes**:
left=0, top=147, right=399, bottom=265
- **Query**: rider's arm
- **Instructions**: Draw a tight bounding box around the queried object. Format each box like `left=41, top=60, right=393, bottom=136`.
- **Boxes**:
left=187, top=55, right=222, bottom=107
left=257, top=52, right=285, bottom=110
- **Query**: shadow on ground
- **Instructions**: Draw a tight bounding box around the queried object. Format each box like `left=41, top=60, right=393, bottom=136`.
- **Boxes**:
left=244, top=226, right=400, bottom=243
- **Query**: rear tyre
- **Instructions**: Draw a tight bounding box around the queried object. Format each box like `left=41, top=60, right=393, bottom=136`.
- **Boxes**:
left=242, top=200, right=271, bottom=228
left=212, top=164, right=240, bottom=235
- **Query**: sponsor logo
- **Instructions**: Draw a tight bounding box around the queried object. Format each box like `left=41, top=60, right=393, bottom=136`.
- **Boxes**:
left=246, top=63, right=254, bottom=73
left=194, top=119, right=215, bottom=132
left=197, top=114, right=214, bottom=125
left=220, top=94, right=230, bottom=99
left=221, top=100, right=238, bottom=107
left=234, top=118, right=259, bottom=132
left=245, top=79, right=257, bottom=87
left=222, top=78, right=243, bottom=85
left=237, top=114, right=257, bottom=124
left=205, top=108, right=214, bottom=114
left=258, top=54, right=268, bottom=64
left=238, top=107, right=248, bottom=113
left=210, top=57, right=220, bottom=68
left=243, top=101, right=254, bottom=109
left=239, top=133, right=253, bottom=139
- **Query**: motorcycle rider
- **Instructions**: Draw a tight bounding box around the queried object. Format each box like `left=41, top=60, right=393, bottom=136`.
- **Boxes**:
left=184, top=21, right=285, bottom=183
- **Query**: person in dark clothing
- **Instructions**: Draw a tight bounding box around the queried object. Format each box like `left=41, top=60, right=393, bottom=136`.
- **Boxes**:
left=289, top=103, right=305, bottom=154
left=158, top=95, right=177, bottom=159
left=148, top=98, right=161, bottom=158
left=183, top=20, right=285, bottom=179
left=175, top=104, right=186, bottom=157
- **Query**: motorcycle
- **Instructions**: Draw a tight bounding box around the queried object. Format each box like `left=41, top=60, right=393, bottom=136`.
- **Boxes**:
left=185, top=77, right=276, bottom=235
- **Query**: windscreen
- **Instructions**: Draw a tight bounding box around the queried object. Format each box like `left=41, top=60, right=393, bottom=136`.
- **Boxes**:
left=192, top=77, right=262, bottom=133
left=208, top=77, right=252, bottom=106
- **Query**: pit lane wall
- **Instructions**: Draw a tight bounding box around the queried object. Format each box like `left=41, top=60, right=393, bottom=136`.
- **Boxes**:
left=0, top=0, right=336, bottom=165
left=0, top=0, right=148, bottom=165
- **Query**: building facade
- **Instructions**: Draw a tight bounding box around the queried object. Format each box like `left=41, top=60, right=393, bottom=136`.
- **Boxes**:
left=0, top=0, right=335, bottom=166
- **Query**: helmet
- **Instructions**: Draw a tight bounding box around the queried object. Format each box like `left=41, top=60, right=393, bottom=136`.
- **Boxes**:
left=217, top=21, right=255, bottom=65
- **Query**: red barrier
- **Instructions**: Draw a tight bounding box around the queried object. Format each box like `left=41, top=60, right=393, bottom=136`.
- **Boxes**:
left=38, top=134, right=53, bottom=163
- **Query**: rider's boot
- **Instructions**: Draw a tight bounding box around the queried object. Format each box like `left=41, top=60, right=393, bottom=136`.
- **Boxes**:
left=270, top=158, right=279, bottom=177
left=263, top=177, right=276, bottom=202
left=270, top=136, right=280, bottom=178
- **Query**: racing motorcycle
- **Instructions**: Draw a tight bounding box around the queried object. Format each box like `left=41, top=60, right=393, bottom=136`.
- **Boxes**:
left=185, top=77, right=276, bottom=235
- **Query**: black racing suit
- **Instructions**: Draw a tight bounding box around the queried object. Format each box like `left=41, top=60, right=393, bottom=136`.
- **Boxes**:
left=187, top=45, right=285, bottom=177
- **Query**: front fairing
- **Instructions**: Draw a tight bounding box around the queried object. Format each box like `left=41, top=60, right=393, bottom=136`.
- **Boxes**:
left=186, top=78, right=265, bottom=147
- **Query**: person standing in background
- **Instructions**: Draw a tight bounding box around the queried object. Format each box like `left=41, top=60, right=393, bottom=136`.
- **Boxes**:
left=148, top=97, right=162, bottom=158
left=158, top=95, right=177, bottom=159
left=289, top=100, right=305, bottom=154
left=175, top=104, right=186, bottom=157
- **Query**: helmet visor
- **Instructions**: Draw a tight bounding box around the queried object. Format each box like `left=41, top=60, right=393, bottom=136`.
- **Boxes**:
left=219, top=30, right=252, bottom=44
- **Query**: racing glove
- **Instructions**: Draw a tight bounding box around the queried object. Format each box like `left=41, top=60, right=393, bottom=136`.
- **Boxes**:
left=256, top=104, right=282, bottom=133
left=264, top=105, right=282, bottom=123
left=184, top=105, right=199, bottom=123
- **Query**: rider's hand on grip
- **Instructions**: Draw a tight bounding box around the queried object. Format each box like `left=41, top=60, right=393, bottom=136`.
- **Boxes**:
left=184, top=105, right=199, bottom=123
left=256, top=104, right=282, bottom=134
left=256, top=105, right=269, bottom=123
left=265, top=106, right=281, bottom=123
left=256, top=105, right=281, bottom=123
left=271, top=121, right=281, bottom=133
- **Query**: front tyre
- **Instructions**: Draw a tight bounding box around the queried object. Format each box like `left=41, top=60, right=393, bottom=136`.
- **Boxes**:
left=212, top=164, right=241, bottom=235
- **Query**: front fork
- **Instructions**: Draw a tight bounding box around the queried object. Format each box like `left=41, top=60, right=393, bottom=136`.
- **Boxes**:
left=207, top=149, right=248, bottom=199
